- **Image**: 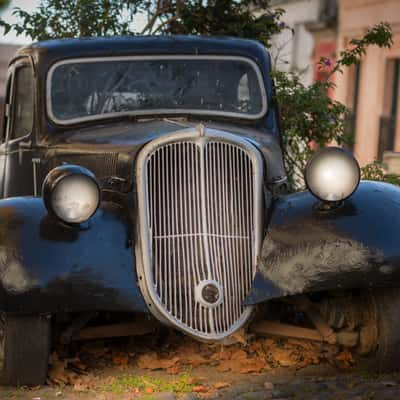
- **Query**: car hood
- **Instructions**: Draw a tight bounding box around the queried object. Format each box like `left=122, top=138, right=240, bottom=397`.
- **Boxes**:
left=43, top=119, right=286, bottom=184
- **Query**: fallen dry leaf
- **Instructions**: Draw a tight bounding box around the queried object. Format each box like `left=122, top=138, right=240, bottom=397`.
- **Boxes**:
left=166, top=364, right=180, bottom=374
left=264, top=381, right=274, bottom=390
left=214, top=382, right=231, bottom=389
left=270, top=348, right=297, bottom=367
left=216, top=362, right=231, bottom=373
left=336, top=350, right=354, bottom=368
left=239, top=358, right=266, bottom=374
left=73, top=378, right=90, bottom=392
left=112, top=353, right=129, bottom=366
left=216, top=354, right=265, bottom=374
left=336, top=350, right=353, bottom=363
left=231, top=349, right=247, bottom=360
left=263, top=338, right=277, bottom=349
left=192, top=385, right=209, bottom=393
left=186, top=353, right=209, bottom=367
left=186, top=377, right=200, bottom=385
left=286, top=339, right=315, bottom=351
left=175, top=341, right=201, bottom=357
left=136, top=353, right=180, bottom=371
left=218, top=350, right=232, bottom=360
left=159, top=356, right=180, bottom=369
left=249, top=341, right=266, bottom=358
left=136, top=352, right=160, bottom=370
left=231, top=329, right=249, bottom=345
left=301, top=350, right=320, bottom=366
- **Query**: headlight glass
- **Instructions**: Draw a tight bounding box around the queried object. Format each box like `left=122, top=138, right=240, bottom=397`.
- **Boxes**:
left=305, top=147, right=360, bottom=202
left=51, top=174, right=100, bottom=223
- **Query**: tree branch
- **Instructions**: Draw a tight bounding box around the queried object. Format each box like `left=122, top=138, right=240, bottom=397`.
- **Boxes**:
left=141, top=1, right=172, bottom=34
left=152, top=15, right=178, bottom=34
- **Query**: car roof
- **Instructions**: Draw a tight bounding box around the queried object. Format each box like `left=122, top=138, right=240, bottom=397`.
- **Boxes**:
left=15, top=35, right=270, bottom=68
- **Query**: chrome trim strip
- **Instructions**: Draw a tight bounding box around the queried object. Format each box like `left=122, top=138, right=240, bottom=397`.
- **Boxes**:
left=32, top=158, right=41, bottom=196
left=136, top=126, right=264, bottom=340
left=46, top=55, right=268, bottom=125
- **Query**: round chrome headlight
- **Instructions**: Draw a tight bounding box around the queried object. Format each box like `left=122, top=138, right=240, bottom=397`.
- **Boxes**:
left=42, top=165, right=100, bottom=224
left=305, top=147, right=360, bottom=202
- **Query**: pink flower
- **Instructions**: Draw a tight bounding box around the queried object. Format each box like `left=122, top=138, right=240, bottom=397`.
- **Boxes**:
left=323, top=58, right=332, bottom=67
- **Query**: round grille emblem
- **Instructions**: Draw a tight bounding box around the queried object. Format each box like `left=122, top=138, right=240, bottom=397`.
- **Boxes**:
left=202, top=284, right=220, bottom=304
left=195, top=280, right=223, bottom=308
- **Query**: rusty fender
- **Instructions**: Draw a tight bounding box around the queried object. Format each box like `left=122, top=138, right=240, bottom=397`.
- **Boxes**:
left=0, top=197, right=147, bottom=314
left=246, top=181, right=400, bottom=305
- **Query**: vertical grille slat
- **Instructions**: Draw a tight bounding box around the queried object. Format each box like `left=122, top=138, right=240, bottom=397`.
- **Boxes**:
left=140, top=132, right=262, bottom=339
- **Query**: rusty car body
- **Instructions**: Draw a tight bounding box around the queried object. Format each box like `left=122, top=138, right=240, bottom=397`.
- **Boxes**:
left=1, top=35, right=400, bottom=385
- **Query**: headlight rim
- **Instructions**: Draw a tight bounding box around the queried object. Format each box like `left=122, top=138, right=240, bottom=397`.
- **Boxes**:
left=42, top=164, right=101, bottom=224
left=304, top=146, right=361, bottom=203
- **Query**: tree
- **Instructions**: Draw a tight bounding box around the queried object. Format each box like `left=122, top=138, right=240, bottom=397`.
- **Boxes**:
left=0, top=0, right=10, bottom=13
left=140, top=1, right=284, bottom=46
left=0, top=0, right=142, bottom=39
left=0, top=0, right=394, bottom=190
left=0, top=0, right=285, bottom=44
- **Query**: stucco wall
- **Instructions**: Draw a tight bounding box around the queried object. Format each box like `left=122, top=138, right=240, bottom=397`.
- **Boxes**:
left=335, top=0, right=400, bottom=166
left=256, top=0, right=321, bottom=85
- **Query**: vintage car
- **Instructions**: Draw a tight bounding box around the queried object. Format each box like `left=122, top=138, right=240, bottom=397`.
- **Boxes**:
left=1, top=35, right=400, bottom=385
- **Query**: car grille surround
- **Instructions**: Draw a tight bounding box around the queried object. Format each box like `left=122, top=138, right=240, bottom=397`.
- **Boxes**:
left=136, top=127, right=263, bottom=340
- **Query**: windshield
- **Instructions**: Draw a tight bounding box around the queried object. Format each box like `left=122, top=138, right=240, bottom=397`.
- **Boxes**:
left=47, top=56, right=267, bottom=124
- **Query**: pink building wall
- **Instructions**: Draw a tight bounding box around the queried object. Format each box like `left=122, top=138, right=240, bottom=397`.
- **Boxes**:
left=335, top=0, right=400, bottom=166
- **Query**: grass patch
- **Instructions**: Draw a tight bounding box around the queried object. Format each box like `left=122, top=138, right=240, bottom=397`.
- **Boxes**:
left=101, top=373, right=199, bottom=395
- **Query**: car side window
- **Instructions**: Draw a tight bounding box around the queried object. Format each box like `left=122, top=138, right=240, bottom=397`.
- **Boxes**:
left=1, top=74, right=12, bottom=144
left=9, top=64, right=34, bottom=141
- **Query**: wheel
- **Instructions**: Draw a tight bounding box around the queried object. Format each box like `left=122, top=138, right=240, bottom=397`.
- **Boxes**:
left=315, top=289, right=400, bottom=372
left=369, top=288, right=400, bottom=372
left=0, top=314, right=51, bottom=386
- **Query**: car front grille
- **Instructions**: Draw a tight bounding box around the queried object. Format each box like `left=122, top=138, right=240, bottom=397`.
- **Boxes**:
left=136, top=128, right=263, bottom=340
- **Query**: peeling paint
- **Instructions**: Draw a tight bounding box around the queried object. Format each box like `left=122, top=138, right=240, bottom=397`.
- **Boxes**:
left=1, top=259, right=36, bottom=293
left=261, top=231, right=380, bottom=294
left=0, top=246, right=37, bottom=293
left=247, top=181, right=400, bottom=304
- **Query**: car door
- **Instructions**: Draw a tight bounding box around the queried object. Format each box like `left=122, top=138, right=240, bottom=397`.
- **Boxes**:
left=1, top=58, right=36, bottom=198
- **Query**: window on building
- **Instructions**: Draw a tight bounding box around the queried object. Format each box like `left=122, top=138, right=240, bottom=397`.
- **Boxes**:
left=344, top=62, right=361, bottom=150
left=378, top=59, right=400, bottom=160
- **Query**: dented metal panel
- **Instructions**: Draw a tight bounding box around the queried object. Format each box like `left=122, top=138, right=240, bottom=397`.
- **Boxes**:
left=246, top=181, right=400, bottom=305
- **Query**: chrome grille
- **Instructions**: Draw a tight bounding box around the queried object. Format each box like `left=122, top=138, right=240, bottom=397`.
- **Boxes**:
left=137, top=129, right=263, bottom=340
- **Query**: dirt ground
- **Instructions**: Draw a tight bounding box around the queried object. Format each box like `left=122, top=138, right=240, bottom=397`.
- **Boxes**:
left=1, top=330, right=400, bottom=400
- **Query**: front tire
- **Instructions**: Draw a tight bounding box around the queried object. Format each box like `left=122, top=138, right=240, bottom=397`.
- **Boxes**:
left=370, top=288, right=400, bottom=372
left=0, top=314, right=51, bottom=386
